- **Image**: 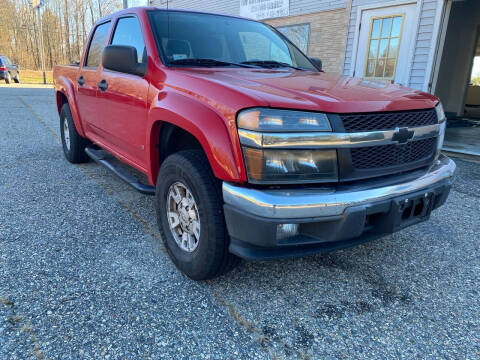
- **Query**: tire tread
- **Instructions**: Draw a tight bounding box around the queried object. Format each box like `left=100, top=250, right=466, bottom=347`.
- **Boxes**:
left=156, top=150, right=239, bottom=280
left=60, top=103, right=90, bottom=163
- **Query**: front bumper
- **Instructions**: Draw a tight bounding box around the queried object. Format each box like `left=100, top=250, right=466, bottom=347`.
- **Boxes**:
left=223, top=155, right=456, bottom=259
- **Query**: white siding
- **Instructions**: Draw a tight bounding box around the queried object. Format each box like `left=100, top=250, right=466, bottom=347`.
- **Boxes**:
left=150, top=0, right=347, bottom=17
left=343, top=0, right=441, bottom=92
left=289, top=0, right=346, bottom=16
left=408, top=0, right=438, bottom=90
left=151, top=0, right=239, bottom=16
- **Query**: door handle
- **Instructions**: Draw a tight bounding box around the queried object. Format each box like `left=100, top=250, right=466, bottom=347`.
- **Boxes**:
left=98, top=79, right=108, bottom=92
left=77, top=76, right=85, bottom=86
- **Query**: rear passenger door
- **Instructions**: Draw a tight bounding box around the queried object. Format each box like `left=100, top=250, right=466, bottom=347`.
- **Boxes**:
left=96, top=15, right=150, bottom=170
left=77, top=21, right=111, bottom=137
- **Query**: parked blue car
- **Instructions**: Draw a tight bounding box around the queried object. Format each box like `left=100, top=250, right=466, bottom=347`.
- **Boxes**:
left=0, top=55, right=20, bottom=84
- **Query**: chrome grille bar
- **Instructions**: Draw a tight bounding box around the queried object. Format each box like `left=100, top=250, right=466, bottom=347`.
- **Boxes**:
left=238, top=124, right=440, bottom=149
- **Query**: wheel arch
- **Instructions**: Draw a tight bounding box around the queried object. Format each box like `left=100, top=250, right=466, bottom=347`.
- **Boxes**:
left=56, top=91, right=68, bottom=114
left=55, top=76, right=86, bottom=137
left=147, top=108, right=246, bottom=186
left=148, top=121, right=204, bottom=184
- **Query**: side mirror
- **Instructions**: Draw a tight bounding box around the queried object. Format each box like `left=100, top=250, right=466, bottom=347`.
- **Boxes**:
left=102, top=45, right=146, bottom=77
left=310, top=57, right=323, bottom=72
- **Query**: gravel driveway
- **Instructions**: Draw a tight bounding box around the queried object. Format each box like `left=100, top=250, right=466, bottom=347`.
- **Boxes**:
left=0, top=84, right=479, bottom=359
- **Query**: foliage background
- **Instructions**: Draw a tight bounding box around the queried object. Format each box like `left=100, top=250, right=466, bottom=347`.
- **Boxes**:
left=0, top=0, right=125, bottom=70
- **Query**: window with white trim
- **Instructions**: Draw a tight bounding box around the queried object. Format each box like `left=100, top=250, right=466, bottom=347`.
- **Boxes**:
left=364, top=15, right=403, bottom=79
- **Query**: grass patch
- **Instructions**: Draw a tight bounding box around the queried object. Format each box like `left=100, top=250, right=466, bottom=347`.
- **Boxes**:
left=18, top=70, right=53, bottom=84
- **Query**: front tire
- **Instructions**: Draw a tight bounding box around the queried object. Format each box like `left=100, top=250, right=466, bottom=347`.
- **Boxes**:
left=60, top=103, right=89, bottom=163
left=155, top=150, right=239, bottom=280
left=13, top=73, right=19, bottom=83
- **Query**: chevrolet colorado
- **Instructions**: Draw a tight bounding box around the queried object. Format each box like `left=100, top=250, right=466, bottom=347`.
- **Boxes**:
left=53, top=7, right=456, bottom=280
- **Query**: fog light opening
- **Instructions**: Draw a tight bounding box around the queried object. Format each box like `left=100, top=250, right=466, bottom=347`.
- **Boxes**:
left=276, top=223, right=299, bottom=240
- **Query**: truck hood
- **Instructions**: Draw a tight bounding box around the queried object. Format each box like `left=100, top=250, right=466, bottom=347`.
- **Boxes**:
left=175, top=68, right=438, bottom=113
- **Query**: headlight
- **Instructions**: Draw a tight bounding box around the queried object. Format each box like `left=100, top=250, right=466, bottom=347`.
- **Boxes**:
left=435, top=102, right=446, bottom=158
left=237, top=108, right=337, bottom=184
left=237, top=108, right=331, bottom=132
left=435, top=102, right=446, bottom=123
left=243, top=148, right=338, bottom=184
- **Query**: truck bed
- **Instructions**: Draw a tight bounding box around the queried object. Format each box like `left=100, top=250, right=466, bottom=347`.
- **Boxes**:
left=53, top=64, right=79, bottom=85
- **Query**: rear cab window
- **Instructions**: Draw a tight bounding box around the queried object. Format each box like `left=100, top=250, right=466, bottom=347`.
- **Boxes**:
left=111, top=16, right=147, bottom=66
left=85, top=21, right=111, bottom=68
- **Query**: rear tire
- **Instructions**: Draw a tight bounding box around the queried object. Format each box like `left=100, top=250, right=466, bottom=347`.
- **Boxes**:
left=60, top=103, right=89, bottom=163
left=13, top=73, right=19, bottom=83
left=155, top=150, right=240, bottom=280
left=5, top=72, right=11, bottom=84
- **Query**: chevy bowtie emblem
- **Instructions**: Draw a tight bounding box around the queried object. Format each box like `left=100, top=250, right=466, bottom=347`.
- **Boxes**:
left=392, top=127, right=414, bottom=144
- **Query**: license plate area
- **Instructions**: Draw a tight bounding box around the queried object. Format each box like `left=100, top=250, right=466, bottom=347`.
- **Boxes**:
left=367, top=191, right=436, bottom=234
left=391, top=192, right=434, bottom=231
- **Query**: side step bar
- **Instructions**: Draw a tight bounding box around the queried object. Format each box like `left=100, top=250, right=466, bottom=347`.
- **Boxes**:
left=84, top=147, right=155, bottom=195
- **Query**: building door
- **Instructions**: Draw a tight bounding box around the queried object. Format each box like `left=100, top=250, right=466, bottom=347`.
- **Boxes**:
left=354, top=4, right=416, bottom=86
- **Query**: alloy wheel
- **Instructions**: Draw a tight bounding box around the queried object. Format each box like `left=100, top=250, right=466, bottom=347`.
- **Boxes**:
left=63, top=118, right=71, bottom=151
left=166, top=181, right=201, bottom=252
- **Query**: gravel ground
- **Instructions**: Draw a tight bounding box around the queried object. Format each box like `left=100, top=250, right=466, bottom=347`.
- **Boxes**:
left=0, top=85, right=479, bottom=359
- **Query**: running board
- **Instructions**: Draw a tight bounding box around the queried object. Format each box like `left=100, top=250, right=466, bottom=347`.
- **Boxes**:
left=84, top=147, right=155, bottom=195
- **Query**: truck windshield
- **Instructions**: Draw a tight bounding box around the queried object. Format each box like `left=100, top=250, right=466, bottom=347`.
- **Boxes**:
left=147, top=10, right=318, bottom=71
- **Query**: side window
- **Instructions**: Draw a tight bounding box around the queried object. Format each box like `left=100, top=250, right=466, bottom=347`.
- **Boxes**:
left=85, top=22, right=111, bottom=68
left=111, top=17, right=146, bottom=64
left=364, top=15, right=404, bottom=79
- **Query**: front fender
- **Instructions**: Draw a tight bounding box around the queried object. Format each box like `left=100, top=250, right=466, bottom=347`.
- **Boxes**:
left=55, top=75, right=85, bottom=137
left=147, top=90, right=247, bottom=185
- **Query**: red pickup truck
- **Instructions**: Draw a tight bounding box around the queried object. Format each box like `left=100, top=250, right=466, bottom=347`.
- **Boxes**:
left=53, top=7, right=456, bottom=280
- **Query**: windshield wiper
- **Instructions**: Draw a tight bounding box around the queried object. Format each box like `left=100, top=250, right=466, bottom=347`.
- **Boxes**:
left=240, top=60, right=305, bottom=71
left=168, top=58, right=259, bottom=68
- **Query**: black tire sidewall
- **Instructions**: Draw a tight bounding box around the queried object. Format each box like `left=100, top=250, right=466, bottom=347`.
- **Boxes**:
left=5, top=73, right=11, bottom=84
left=60, top=105, right=74, bottom=162
left=60, top=103, right=88, bottom=163
left=156, top=152, right=227, bottom=280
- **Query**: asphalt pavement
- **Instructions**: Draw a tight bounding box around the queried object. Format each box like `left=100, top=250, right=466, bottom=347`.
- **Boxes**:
left=0, top=84, right=479, bottom=359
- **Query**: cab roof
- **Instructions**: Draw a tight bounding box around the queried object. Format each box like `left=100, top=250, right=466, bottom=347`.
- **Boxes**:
left=94, top=6, right=255, bottom=26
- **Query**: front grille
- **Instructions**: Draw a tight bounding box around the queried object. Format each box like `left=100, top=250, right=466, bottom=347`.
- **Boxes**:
left=340, top=109, right=437, bottom=132
left=351, top=137, right=437, bottom=169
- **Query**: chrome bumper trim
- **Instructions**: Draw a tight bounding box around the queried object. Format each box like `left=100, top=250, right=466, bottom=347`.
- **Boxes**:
left=238, top=123, right=440, bottom=149
left=223, top=155, right=455, bottom=219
